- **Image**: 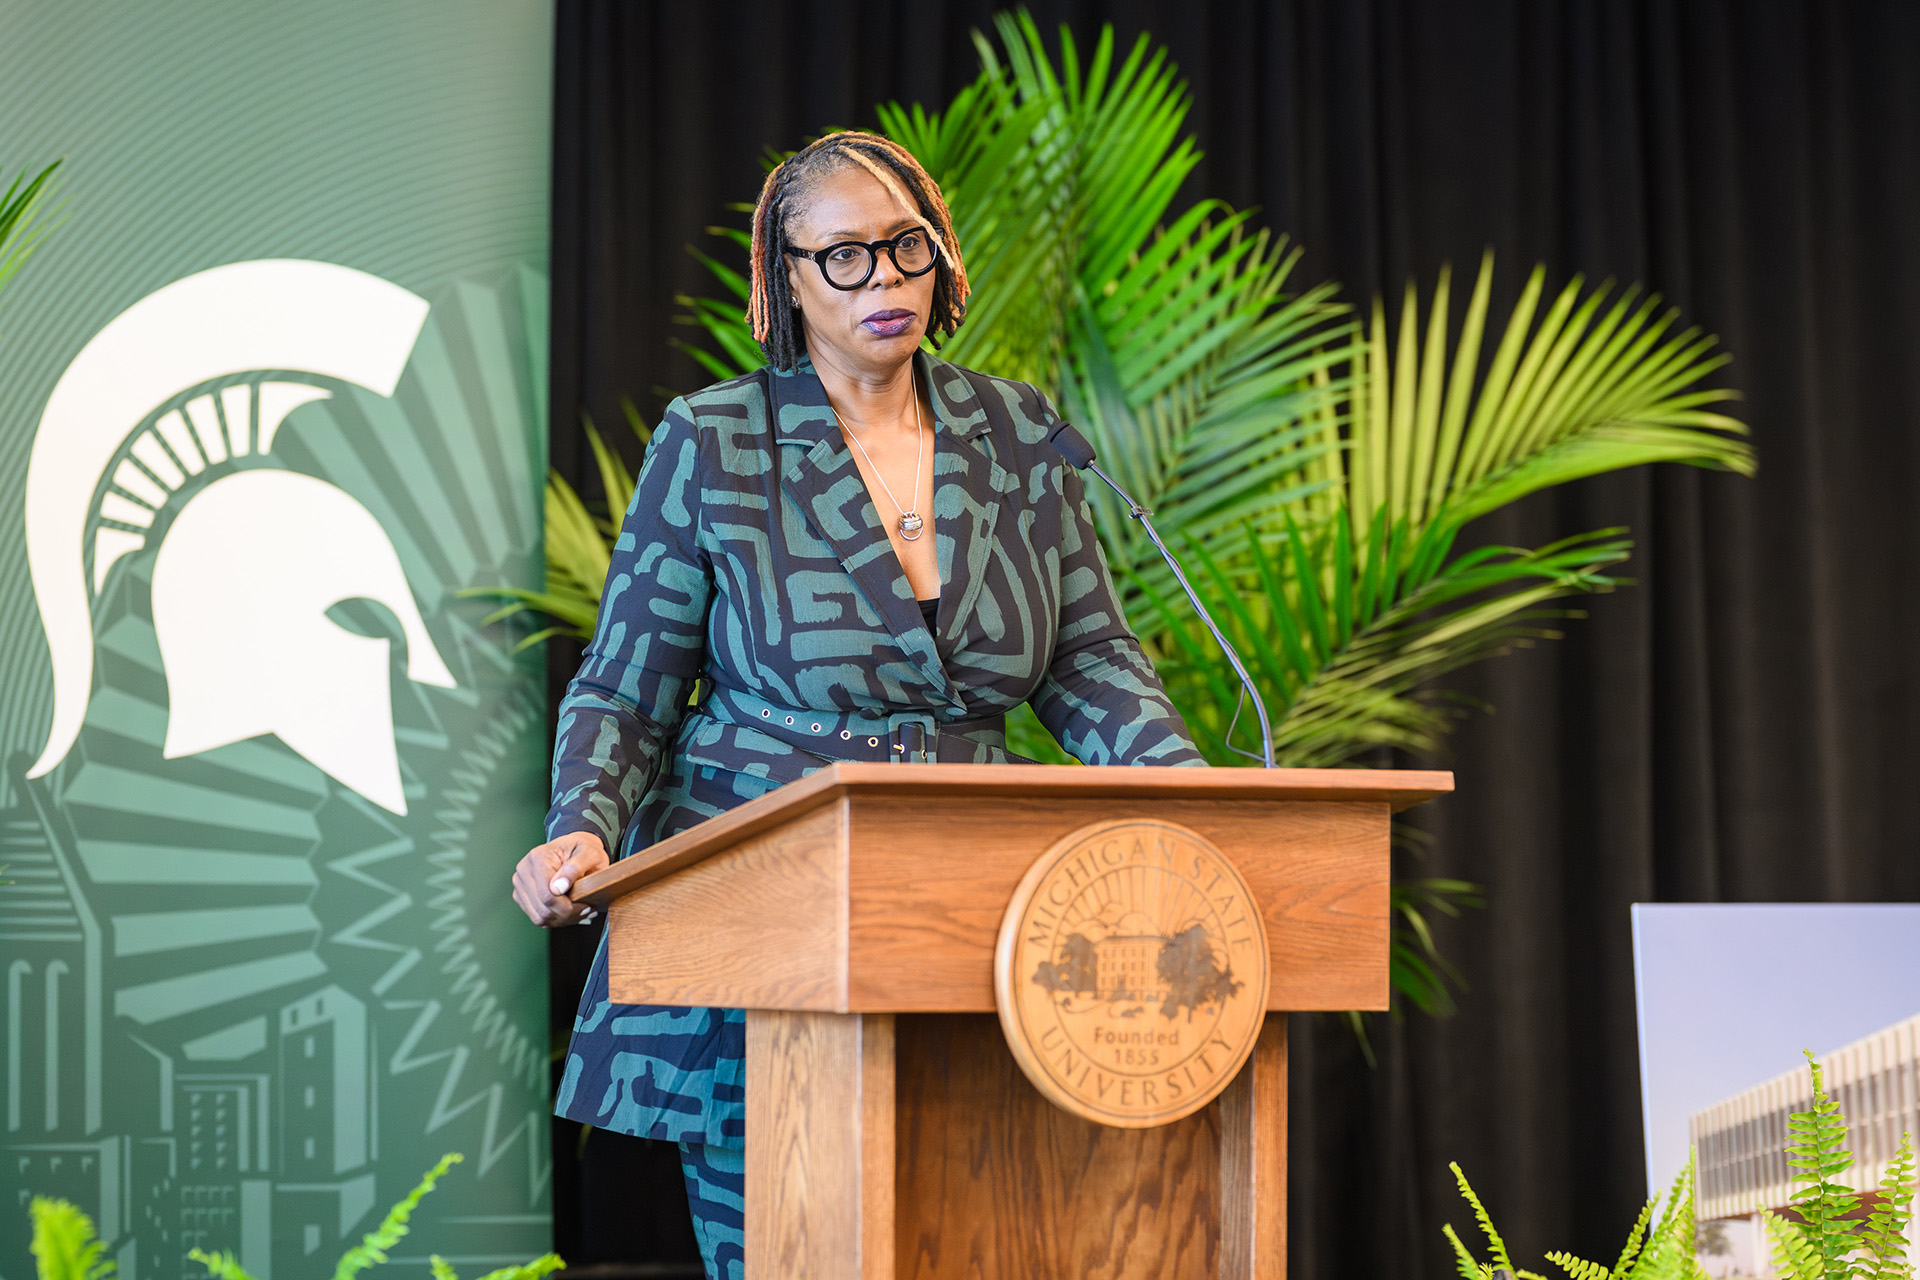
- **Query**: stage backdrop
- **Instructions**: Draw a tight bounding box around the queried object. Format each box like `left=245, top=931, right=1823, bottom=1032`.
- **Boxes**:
left=0, top=4, right=552, bottom=1276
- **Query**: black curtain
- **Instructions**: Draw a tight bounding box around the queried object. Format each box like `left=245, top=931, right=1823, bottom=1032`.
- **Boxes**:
left=547, top=2, right=1920, bottom=1275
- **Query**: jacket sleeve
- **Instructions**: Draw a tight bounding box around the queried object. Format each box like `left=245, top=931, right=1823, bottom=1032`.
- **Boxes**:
left=546, top=399, right=712, bottom=847
left=1029, top=445, right=1208, bottom=767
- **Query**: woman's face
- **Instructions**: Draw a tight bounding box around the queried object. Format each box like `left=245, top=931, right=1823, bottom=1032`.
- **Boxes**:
left=784, top=166, right=937, bottom=378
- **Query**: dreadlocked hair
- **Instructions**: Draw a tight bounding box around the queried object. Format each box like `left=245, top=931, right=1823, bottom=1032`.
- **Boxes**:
left=746, top=130, right=970, bottom=371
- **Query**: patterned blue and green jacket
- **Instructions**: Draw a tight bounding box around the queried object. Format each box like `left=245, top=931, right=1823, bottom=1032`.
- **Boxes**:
left=548, top=351, right=1203, bottom=1148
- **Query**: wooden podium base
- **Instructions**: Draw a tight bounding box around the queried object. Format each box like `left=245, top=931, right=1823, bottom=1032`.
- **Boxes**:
left=748, top=1010, right=1289, bottom=1279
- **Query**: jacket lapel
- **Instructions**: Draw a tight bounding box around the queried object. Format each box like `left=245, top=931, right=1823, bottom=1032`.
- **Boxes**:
left=768, top=357, right=955, bottom=702
left=924, top=354, right=1011, bottom=646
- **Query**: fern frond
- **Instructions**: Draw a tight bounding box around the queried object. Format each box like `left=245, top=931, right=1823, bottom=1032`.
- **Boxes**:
left=1442, top=1222, right=1494, bottom=1280
left=187, top=1251, right=258, bottom=1280
left=430, top=1257, right=460, bottom=1280
left=331, top=1152, right=464, bottom=1280
left=471, top=1254, right=567, bottom=1280
left=30, top=1198, right=115, bottom=1280
left=1786, top=1052, right=1862, bottom=1279
left=1634, top=1155, right=1711, bottom=1280
left=1546, top=1251, right=1614, bottom=1280
left=1450, top=1161, right=1522, bottom=1277
left=1764, top=1209, right=1825, bottom=1280
left=1609, top=1198, right=1656, bottom=1278
left=1860, top=1130, right=1916, bottom=1280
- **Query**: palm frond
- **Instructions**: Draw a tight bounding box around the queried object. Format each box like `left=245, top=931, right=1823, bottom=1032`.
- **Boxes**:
left=1390, top=875, right=1482, bottom=1017
left=464, top=408, right=651, bottom=641
left=1345, top=253, right=1750, bottom=541
left=0, top=159, right=62, bottom=321
left=1146, top=512, right=1631, bottom=766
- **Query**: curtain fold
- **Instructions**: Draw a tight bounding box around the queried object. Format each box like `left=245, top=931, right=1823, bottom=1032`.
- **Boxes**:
left=550, top=1, right=1920, bottom=1272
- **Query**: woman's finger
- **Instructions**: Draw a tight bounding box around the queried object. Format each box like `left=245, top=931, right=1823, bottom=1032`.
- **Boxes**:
left=549, top=838, right=608, bottom=896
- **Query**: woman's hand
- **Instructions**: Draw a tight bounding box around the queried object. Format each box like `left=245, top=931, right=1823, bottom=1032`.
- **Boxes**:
left=511, top=830, right=610, bottom=928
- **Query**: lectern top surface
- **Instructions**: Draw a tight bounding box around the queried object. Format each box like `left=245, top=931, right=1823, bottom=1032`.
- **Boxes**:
left=573, top=762, right=1449, bottom=906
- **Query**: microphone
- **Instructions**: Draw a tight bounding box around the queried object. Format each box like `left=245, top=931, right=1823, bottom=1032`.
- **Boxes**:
left=1047, top=421, right=1276, bottom=768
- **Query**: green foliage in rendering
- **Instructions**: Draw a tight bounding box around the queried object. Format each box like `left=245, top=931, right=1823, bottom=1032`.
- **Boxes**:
left=494, top=10, right=1755, bottom=1016
left=23, top=1154, right=563, bottom=1280
left=1447, top=1051, right=1914, bottom=1280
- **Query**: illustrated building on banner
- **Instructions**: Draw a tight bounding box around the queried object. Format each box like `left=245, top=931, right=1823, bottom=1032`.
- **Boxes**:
left=2, top=795, right=377, bottom=1266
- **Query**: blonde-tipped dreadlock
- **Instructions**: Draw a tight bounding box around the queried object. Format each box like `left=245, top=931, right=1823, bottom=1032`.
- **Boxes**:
left=746, top=130, right=970, bottom=371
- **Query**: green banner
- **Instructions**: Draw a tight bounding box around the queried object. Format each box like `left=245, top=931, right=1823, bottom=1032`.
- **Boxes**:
left=0, top=4, right=553, bottom=1275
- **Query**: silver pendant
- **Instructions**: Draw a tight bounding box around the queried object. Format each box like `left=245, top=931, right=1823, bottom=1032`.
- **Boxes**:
left=898, top=511, right=925, bottom=540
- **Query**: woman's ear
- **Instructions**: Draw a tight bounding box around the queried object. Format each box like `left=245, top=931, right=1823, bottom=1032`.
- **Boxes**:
left=786, top=257, right=806, bottom=309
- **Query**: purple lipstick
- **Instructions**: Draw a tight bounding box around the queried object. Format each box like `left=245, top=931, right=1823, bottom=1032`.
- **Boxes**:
left=862, top=308, right=916, bottom=337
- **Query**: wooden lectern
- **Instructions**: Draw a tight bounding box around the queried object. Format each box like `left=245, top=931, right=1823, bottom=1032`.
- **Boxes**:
left=576, top=763, right=1450, bottom=1280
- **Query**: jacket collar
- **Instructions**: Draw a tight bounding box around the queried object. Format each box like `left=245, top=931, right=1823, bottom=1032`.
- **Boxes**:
left=767, top=352, right=1012, bottom=708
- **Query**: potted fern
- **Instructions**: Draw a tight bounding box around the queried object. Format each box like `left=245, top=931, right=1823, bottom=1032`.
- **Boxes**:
left=1446, top=1050, right=1914, bottom=1280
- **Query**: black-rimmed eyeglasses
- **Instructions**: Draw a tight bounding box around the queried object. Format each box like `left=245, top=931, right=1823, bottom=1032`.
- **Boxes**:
left=785, top=229, right=938, bottom=290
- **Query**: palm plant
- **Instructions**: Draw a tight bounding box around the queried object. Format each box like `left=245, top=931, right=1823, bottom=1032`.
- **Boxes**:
left=0, top=159, right=61, bottom=321
left=499, top=11, right=1754, bottom=1015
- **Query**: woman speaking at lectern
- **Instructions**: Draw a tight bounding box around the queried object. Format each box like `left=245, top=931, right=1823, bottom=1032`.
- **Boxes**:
left=511, top=130, right=1203, bottom=1278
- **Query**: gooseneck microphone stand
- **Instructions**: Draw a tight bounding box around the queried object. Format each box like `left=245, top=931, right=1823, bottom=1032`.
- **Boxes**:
left=1046, top=421, right=1276, bottom=769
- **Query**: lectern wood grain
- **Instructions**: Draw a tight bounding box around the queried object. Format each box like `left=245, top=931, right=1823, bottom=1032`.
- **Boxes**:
left=850, top=796, right=1385, bottom=1012
left=747, top=1009, right=895, bottom=1278
left=895, top=1014, right=1221, bottom=1279
left=605, top=799, right=849, bottom=1010
left=1216, top=1019, right=1288, bottom=1279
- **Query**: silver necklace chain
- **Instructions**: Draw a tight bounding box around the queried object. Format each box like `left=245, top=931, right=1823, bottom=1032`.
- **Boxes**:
left=829, top=377, right=927, bottom=541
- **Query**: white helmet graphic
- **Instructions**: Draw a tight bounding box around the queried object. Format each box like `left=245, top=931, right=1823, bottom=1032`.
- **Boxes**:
left=24, top=259, right=454, bottom=814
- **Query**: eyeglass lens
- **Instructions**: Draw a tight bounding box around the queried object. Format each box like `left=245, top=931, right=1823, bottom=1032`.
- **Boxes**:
left=822, top=231, right=934, bottom=287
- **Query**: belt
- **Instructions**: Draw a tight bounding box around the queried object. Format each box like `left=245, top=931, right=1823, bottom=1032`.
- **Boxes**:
left=703, top=684, right=1007, bottom=764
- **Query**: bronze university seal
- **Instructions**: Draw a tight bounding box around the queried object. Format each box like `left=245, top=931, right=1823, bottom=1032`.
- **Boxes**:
left=994, top=818, right=1270, bottom=1127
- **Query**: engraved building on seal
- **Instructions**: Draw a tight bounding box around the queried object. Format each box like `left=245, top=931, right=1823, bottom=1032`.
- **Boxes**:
left=996, top=818, right=1271, bottom=1128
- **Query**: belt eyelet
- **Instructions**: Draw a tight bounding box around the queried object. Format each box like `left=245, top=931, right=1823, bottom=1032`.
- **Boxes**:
left=811, top=723, right=822, bottom=732
left=840, top=730, right=851, bottom=740
left=760, top=709, right=770, bottom=718
left=868, top=737, right=879, bottom=746
left=785, top=715, right=795, bottom=725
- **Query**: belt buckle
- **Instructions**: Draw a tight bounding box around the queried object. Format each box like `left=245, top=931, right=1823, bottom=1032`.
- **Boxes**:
left=890, top=719, right=932, bottom=764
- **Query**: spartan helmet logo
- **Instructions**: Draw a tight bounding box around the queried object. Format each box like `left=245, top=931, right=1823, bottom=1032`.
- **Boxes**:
left=24, top=259, right=455, bottom=814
